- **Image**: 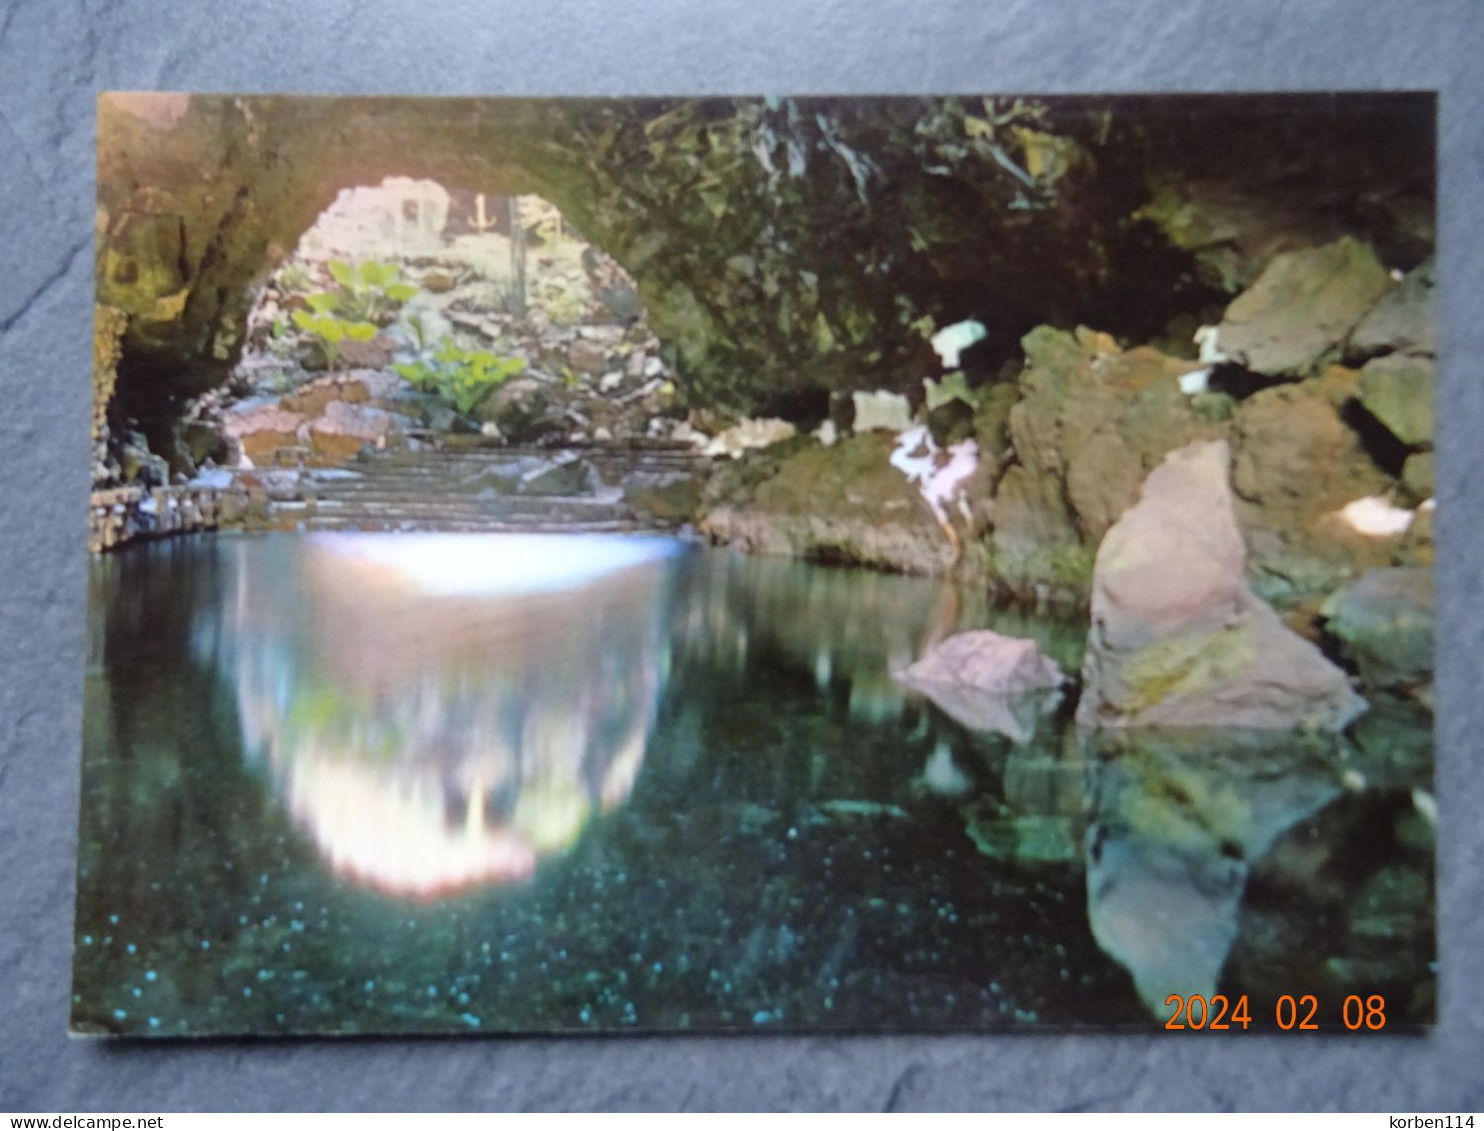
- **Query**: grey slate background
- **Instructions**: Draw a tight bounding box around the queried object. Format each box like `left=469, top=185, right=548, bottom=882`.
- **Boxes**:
left=1, top=0, right=1481, bottom=1111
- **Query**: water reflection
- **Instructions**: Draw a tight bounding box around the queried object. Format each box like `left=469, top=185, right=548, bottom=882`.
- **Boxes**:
left=212, top=533, right=681, bottom=897
left=1081, top=729, right=1343, bottom=1013
left=74, top=534, right=1433, bottom=1035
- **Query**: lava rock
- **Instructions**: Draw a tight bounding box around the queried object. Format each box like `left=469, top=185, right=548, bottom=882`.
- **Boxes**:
left=1321, top=566, right=1434, bottom=691
left=1348, top=256, right=1435, bottom=360
left=1401, top=452, right=1435, bottom=500
left=699, top=433, right=956, bottom=576
left=473, top=377, right=565, bottom=443
left=336, top=334, right=397, bottom=370
left=992, top=326, right=1219, bottom=595
left=1216, top=237, right=1393, bottom=378
left=1357, top=354, right=1434, bottom=449
left=1076, top=440, right=1367, bottom=730
left=516, top=457, right=593, bottom=497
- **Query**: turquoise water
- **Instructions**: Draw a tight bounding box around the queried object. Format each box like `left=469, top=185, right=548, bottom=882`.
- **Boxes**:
left=72, top=534, right=1434, bottom=1035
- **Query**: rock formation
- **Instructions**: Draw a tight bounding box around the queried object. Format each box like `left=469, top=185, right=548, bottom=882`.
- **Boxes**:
left=897, top=629, right=1066, bottom=743
left=1215, top=237, right=1394, bottom=377
left=899, top=629, right=1065, bottom=696
left=1076, top=440, right=1367, bottom=730
left=1321, top=566, right=1435, bottom=692
left=698, top=433, right=959, bottom=576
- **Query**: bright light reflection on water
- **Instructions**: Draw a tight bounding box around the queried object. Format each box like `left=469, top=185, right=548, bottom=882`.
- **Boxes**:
left=222, top=534, right=678, bottom=897
left=307, top=531, right=685, bottom=597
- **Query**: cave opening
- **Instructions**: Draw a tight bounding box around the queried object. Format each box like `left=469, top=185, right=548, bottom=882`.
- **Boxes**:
left=196, top=175, right=673, bottom=475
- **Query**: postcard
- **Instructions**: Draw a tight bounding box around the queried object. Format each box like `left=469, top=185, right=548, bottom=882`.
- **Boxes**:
left=76, top=92, right=1435, bottom=1035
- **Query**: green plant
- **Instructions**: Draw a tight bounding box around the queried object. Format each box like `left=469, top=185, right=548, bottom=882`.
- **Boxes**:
left=401, top=311, right=430, bottom=352
left=291, top=292, right=377, bottom=368
left=394, top=343, right=526, bottom=416
left=326, top=259, right=419, bottom=324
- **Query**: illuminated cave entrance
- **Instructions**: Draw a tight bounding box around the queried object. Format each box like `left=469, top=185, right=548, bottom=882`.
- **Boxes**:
left=226, top=176, right=674, bottom=472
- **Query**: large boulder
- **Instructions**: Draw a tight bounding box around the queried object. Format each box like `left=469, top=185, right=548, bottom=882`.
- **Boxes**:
left=990, top=326, right=1223, bottom=595
left=1216, top=237, right=1394, bottom=377
left=1076, top=440, right=1366, bottom=730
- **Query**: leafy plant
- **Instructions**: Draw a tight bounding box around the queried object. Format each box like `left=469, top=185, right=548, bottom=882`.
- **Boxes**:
left=394, top=343, right=526, bottom=415
left=326, top=259, right=420, bottom=324
left=291, top=293, right=378, bottom=368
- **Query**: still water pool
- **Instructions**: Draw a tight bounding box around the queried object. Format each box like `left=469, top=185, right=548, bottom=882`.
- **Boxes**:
left=73, top=533, right=1434, bottom=1035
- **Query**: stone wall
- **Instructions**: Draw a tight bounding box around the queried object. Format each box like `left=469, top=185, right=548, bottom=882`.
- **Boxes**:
left=89, top=483, right=244, bottom=553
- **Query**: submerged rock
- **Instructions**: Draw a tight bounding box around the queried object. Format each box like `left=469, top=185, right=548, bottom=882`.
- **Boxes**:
left=1216, top=237, right=1393, bottom=377
left=898, top=630, right=1065, bottom=743
left=899, top=630, right=1065, bottom=696
left=1084, top=728, right=1343, bottom=1015
left=1321, top=567, right=1434, bottom=692
left=1076, top=440, right=1367, bottom=730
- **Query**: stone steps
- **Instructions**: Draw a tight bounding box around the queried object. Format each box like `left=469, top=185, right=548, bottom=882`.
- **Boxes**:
left=290, top=516, right=649, bottom=534
left=306, top=499, right=627, bottom=520
left=266, top=444, right=701, bottom=535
